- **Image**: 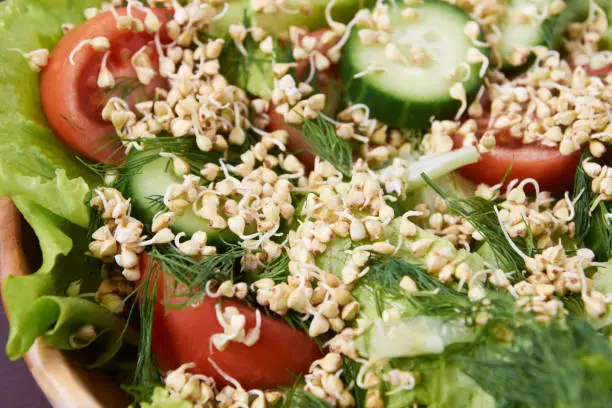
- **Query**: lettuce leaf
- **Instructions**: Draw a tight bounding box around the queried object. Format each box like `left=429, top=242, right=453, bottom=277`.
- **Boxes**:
left=387, top=360, right=494, bottom=408
left=137, top=388, right=193, bottom=408
left=2, top=196, right=139, bottom=366
left=0, top=0, right=132, bottom=364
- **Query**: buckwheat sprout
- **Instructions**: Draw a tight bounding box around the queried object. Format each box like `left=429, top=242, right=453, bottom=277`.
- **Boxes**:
left=207, top=94, right=230, bottom=109
left=305, top=54, right=316, bottom=84
left=249, top=125, right=270, bottom=137
left=329, top=14, right=361, bottom=56
left=385, top=377, right=416, bottom=396
left=353, top=63, right=386, bottom=79
left=325, top=0, right=339, bottom=29
left=455, top=61, right=472, bottom=82
left=534, top=49, right=560, bottom=69
left=109, top=5, right=120, bottom=24
left=494, top=205, right=529, bottom=261
left=317, top=112, right=370, bottom=143
left=355, top=359, right=374, bottom=389
left=212, top=1, right=229, bottom=20
left=126, top=0, right=135, bottom=18
left=577, top=264, right=589, bottom=299
left=517, top=178, right=541, bottom=209
left=68, top=40, right=94, bottom=65
left=208, top=358, right=244, bottom=390
left=279, top=3, right=299, bottom=14
left=344, top=103, right=371, bottom=122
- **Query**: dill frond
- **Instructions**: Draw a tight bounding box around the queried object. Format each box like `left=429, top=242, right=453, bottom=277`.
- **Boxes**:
left=572, top=151, right=612, bottom=261
left=145, top=194, right=167, bottom=214
left=360, top=254, right=467, bottom=319
left=458, top=316, right=612, bottom=408
left=341, top=358, right=366, bottom=407
left=256, top=251, right=290, bottom=283
left=422, top=174, right=527, bottom=276
left=98, top=76, right=147, bottom=105
left=301, top=116, right=353, bottom=178
left=122, top=262, right=163, bottom=402
left=280, top=378, right=332, bottom=408
left=149, top=243, right=245, bottom=306
left=79, top=135, right=223, bottom=193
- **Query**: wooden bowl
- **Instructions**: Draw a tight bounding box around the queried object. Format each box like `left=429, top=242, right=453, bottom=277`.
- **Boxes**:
left=0, top=197, right=130, bottom=408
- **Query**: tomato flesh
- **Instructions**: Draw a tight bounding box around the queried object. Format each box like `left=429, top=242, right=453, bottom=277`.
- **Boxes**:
left=41, top=8, right=171, bottom=164
left=454, top=132, right=580, bottom=193
left=140, top=255, right=322, bottom=389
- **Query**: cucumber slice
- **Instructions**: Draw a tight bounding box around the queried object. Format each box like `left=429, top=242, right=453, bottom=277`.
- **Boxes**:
left=125, top=152, right=236, bottom=245
left=340, top=0, right=487, bottom=129
left=498, top=0, right=566, bottom=69
left=210, top=0, right=375, bottom=37
left=221, top=47, right=276, bottom=99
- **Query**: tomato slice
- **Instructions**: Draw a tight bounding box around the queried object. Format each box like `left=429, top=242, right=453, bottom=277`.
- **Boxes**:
left=139, top=255, right=322, bottom=389
left=268, top=29, right=340, bottom=171
left=41, top=8, right=171, bottom=164
left=453, top=131, right=580, bottom=193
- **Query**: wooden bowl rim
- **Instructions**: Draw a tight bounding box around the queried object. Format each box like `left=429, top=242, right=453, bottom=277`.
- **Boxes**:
left=0, top=197, right=126, bottom=408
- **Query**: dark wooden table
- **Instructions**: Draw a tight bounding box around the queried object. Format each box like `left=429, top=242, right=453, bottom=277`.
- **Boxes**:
left=0, top=304, right=51, bottom=408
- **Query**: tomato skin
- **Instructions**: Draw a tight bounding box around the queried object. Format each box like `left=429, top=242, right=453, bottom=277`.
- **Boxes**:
left=268, top=29, right=339, bottom=171
left=453, top=134, right=580, bottom=193
left=41, top=8, right=171, bottom=164
left=584, top=64, right=612, bottom=77
left=139, top=255, right=322, bottom=389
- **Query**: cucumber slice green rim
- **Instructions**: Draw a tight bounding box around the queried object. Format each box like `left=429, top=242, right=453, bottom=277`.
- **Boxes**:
left=340, top=0, right=488, bottom=129
left=124, top=151, right=237, bottom=246
left=498, top=0, right=565, bottom=70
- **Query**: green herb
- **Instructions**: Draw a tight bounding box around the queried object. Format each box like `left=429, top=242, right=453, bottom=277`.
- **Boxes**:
left=341, top=358, right=366, bottom=407
left=363, top=254, right=463, bottom=316
left=145, top=194, right=167, bottom=214
left=149, top=243, right=245, bottom=306
left=458, top=316, right=612, bottom=408
left=60, top=113, right=85, bottom=131
left=423, top=174, right=528, bottom=276
left=572, top=151, right=612, bottom=261
left=122, top=262, right=162, bottom=402
left=93, top=132, right=124, bottom=157
left=281, top=378, right=332, bottom=408
left=81, top=135, right=223, bottom=192
left=409, top=128, right=424, bottom=151
left=219, top=10, right=282, bottom=98
left=98, top=76, right=146, bottom=104
left=301, top=116, right=353, bottom=178
left=256, top=251, right=290, bottom=283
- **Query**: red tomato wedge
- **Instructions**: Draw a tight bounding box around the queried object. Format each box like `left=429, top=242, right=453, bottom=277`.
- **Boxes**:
left=453, top=131, right=580, bottom=193
left=41, top=8, right=171, bottom=164
left=139, top=255, right=322, bottom=389
left=268, top=29, right=340, bottom=171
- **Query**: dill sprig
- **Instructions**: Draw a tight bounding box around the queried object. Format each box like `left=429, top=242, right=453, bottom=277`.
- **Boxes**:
left=149, top=243, right=245, bottom=306
left=458, top=316, right=612, bottom=408
left=98, top=76, right=147, bottom=104
left=81, top=135, right=223, bottom=192
left=301, top=116, right=353, bottom=178
left=145, top=194, right=167, bottom=214
left=256, top=251, right=290, bottom=283
left=341, top=358, right=366, bottom=407
left=572, top=151, right=611, bottom=261
left=422, top=174, right=527, bottom=276
left=219, top=10, right=284, bottom=96
left=280, top=378, right=332, bottom=408
left=122, top=262, right=163, bottom=402
left=363, top=254, right=464, bottom=316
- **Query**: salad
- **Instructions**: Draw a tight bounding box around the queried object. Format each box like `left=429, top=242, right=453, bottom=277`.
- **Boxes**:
left=1, top=0, right=611, bottom=407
